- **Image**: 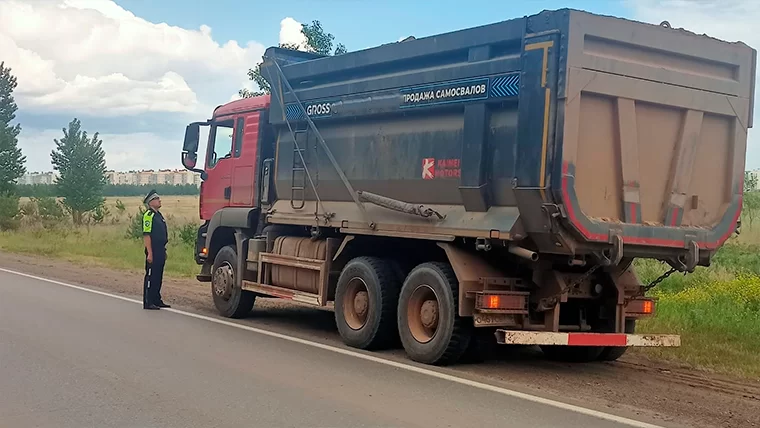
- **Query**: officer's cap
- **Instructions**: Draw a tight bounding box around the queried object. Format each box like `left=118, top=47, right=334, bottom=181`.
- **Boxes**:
left=143, top=189, right=160, bottom=205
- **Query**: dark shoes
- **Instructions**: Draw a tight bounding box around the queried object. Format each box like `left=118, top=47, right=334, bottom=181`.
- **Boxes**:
left=143, top=301, right=170, bottom=310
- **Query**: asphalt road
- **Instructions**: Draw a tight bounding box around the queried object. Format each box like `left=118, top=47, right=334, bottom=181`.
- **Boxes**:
left=0, top=270, right=662, bottom=428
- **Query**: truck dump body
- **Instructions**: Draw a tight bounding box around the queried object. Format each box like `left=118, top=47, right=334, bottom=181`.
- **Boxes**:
left=261, top=9, right=755, bottom=265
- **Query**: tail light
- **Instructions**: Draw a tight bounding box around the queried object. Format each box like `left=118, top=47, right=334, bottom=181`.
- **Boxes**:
left=626, top=298, right=656, bottom=317
left=474, top=291, right=529, bottom=314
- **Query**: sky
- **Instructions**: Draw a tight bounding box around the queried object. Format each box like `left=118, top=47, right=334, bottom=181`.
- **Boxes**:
left=1, top=0, right=759, bottom=173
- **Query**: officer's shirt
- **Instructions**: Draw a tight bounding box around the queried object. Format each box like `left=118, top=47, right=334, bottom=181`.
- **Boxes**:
left=142, top=209, right=168, bottom=250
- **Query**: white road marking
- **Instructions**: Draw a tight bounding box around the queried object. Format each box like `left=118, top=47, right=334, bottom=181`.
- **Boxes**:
left=0, top=267, right=663, bottom=428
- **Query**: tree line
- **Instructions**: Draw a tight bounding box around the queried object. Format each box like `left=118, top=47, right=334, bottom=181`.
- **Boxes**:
left=17, top=183, right=199, bottom=198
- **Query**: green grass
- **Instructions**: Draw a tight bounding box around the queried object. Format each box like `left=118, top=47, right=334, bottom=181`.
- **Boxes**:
left=635, top=264, right=760, bottom=379
left=633, top=221, right=760, bottom=379
left=0, top=196, right=201, bottom=278
left=1, top=196, right=759, bottom=379
left=0, top=225, right=199, bottom=278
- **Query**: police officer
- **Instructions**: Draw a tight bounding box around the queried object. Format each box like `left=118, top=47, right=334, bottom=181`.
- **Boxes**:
left=142, top=190, right=171, bottom=310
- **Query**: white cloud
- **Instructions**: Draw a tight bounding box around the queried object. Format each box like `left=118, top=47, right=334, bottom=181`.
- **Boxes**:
left=25, top=71, right=196, bottom=116
left=628, top=0, right=760, bottom=169
left=0, top=0, right=265, bottom=117
left=279, top=17, right=307, bottom=49
left=0, top=0, right=271, bottom=171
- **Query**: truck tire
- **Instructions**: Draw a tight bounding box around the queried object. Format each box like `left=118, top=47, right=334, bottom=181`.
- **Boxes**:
left=211, top=245, right=255, bottom=318
left=597, top=319, right=636, bottom=361
left=397, top=262, right=472, bottom=365
left=334, top=257, right=401, bottom=350
left=540, top=345, right=603, bottom=363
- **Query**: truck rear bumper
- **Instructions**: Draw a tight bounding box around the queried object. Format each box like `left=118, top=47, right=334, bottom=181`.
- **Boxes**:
left=495, top=330, right=680, bottom=347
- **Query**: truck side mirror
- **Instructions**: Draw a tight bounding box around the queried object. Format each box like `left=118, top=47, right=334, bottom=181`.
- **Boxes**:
left=183, top=123, right=201, bottom=153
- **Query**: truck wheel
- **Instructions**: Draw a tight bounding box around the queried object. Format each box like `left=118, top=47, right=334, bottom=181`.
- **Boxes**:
left=397, top=262, right=472, bottom=365
left=211, top=245, right=255, bottom=318
left=540, top=345, right=603, bottom=363
left=597, top=319, right=636, bottom=361
left=334, top=257, right=400, bottom=350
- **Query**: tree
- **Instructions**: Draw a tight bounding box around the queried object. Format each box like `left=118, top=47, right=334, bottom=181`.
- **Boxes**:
left=743, top=192, right=760, bottom=227
left=50, top=118, right=108, bottom=225
left=240, top=20, right=347, bottom=98
left=743, top=171, right=760, bottom=227
left=745, top=170, right=758, bottom=193
left=0, top=62, right=27, bottom=196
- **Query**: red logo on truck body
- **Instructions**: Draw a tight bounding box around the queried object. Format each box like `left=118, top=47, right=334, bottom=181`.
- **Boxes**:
left=422, top=158, right=435, bottom=179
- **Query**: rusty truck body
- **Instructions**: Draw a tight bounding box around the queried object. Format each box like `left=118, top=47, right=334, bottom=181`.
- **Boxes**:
left=180, top=9, right=756, bottom=365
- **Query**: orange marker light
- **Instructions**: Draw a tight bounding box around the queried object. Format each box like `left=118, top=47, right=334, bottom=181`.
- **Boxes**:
left=626, top=298, right=656, bottom=316
left=486, top=295, right=501, bottom=309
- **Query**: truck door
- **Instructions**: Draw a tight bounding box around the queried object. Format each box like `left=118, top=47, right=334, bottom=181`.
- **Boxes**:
left=230, top=110, right=274, bottom=208
left=230, top=115, right=255, bottom=207
left=201, top=119, right=236, bottom=219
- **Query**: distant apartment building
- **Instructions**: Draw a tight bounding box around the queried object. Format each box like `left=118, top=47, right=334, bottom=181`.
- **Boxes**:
left=19, top=171, right=58, bottom=185
left=24, top=169, right=201, bottom=188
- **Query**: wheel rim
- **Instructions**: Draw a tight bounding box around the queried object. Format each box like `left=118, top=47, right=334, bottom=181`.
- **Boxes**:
left=343, top=277, right=369, bottom=330
left=212, top=261, right=234, bottom=301
left=407, top=284, right=439, bottom=344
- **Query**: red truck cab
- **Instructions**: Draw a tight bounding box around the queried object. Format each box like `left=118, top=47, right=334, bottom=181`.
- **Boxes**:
left=181, top=95, right=274, bottom=265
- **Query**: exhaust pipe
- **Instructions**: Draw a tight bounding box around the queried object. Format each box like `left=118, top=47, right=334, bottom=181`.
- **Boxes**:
left=508, top=244, right=539, bottom=261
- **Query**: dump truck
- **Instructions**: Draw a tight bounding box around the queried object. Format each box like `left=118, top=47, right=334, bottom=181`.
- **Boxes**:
left=180, top=9, right=756, bottom=365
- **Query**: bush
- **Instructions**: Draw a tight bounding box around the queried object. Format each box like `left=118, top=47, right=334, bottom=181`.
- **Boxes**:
left=89, top=202, right=109, bottom=225
left=125, top=205, right=196, bottom=247
left=36, top=197, right=67, bottom=229
left=16, top=197, right=68, bottom=230
left=36, top=197, right=65, bottom=220
left=126, top=207, right=147, bottom=240
left=115, top=199, right=126, bottom=214
left=19, top=199, right=37, bottom=217
left=0, top=195, right=20, bottom=231
left=177, top=222, right=197, bottom=247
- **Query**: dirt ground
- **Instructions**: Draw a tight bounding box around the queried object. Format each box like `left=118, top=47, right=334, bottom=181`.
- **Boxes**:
left=2, top=252, right=758, bottom=428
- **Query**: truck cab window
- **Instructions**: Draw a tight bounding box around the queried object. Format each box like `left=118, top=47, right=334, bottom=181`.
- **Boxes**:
left=208, top=122, right=234, bottom=168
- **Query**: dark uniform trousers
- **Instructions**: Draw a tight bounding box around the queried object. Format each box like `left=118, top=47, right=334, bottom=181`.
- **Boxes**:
left=144, top=247, right=166, bottom=307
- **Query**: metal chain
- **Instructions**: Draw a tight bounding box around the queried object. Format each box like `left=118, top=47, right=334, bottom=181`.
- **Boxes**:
left=639, top=267, right=678, bottom=296
left=537, top=264, right=601, bottom=310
